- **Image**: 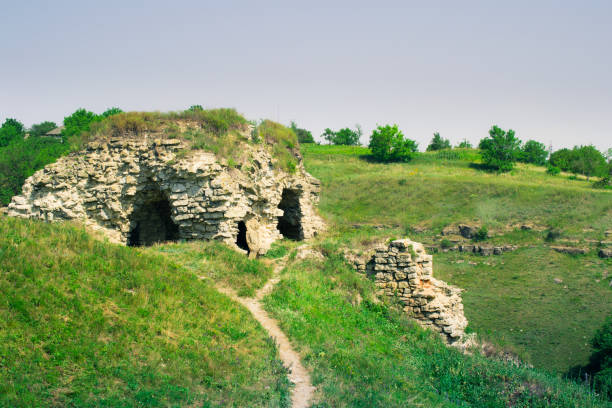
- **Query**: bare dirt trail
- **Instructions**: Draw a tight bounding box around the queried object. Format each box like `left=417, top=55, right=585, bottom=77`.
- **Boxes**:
left=215, top=257, right=315, bottom=408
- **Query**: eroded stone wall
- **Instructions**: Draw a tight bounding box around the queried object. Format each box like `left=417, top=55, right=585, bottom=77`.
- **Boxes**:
left=347, top=239, right=468, bottom=343
left=8, top=137, right=324, bottom=255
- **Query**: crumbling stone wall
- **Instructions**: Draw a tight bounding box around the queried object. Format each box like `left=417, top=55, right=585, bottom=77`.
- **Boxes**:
left=7, top=137, right=324, bottom=255
left=347, top=239, right=468, bottom=343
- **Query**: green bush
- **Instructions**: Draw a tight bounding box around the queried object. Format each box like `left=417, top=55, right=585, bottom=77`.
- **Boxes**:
left=457, top=139, right=473, bottom=148
left=479, top=125, right=521, bottom=172
left=545, top=229, right=562, bottom=242
left=253, top=120, right=299, bottom=173
left=322, top=126, right=362, bottom=146
left=0, top=136, right=69, bottom=205
left=547, top=164, right=561, bottom=175
left=62, top=108, right=101, bottom=140
left=519, top=140, right=548, bottom=165
left=368, top=124, right=417, bottom=163
left=473, top=226, right=489, bottom=242
left=290, top=121, right=314, bottom=143
left=0, top=118, right=25, bottom=147
left=426, top=132, right=451, bottom=151
left=440, top=238, right=453, bottom=249
left=593, top=178, right=611, bottom=190
left=550, top=146, right=608, bottom=180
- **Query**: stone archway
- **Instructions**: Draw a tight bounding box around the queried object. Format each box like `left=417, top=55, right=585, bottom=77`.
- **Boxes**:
left=127, top=188, right=179, bottom=246
left=277, top=188, right=304, bottom=240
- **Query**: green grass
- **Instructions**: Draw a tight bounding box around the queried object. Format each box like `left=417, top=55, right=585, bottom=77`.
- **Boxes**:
left=435, top=248, right=611, bottom=373
left=152, top=240, right=273, bottom=297
left=67, top=109, right=300, bottom=173
left=263, top=247, right=607, bottom=407
left=301, top=144, right=612, bottom=373
left=0, top=216, right=290, bottom=407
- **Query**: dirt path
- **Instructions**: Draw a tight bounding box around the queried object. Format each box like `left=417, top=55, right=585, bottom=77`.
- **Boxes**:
left=216, top=257, right=315, bottom=408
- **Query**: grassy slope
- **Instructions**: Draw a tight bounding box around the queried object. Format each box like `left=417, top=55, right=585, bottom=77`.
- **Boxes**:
left=0, top=216, right=290, bottom=407
left=262, top=244, right=607, bottom=407
left=300, top=144, right=612, bottom=373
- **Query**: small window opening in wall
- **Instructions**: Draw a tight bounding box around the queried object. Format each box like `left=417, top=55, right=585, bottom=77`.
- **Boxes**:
left=277, top=188, right=304, bottom=240
left=236, top=221, right=250, bottom=253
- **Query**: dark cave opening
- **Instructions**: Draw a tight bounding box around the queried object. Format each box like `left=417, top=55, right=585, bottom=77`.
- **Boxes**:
left=236, top=221, right=249, bottom=252
left=277, top=188, right=304, bottom=240
left=127, top=193, right=179, bottom=247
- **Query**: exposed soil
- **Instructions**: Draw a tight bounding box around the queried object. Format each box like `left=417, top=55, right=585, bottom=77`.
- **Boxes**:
left=216, top=256, right=315, bottom=408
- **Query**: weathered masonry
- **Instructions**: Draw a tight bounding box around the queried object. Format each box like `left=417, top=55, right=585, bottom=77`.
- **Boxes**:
left=8, top=138, right=324, bottom=255
left=346, top=239, right=468, bottom=344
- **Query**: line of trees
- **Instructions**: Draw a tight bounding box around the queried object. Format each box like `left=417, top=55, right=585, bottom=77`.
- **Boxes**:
left=297, top=122, right=609, bottom=181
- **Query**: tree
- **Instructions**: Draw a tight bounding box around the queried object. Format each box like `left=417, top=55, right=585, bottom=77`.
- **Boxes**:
left=479, top=125, right=521, bottom=172
left=102, top=107, right=123, bottom=117
left=334, top=128, right=360, bottom=145
left=62, top=109, right=100, bottom=138
left=518, top=140, right=548, bottom=165
left=549, top=148, right=574, bottom=171
left=188, top=105, right=204, bottom=111
left=322, top=128, right=335, bottom=144
left=321, top=126, right=361, bottom=145
left=0, top=136, right=69, bottom=205
left=572, top=145, right=607, bottom=180
left=457, top=139, right=472, bottom=148
left=0, top=118, right=25, bottom=147
left=29, top=121, right=57, bottom=138
left=368, top=124, right=417, bottom=162
left=426, top=132, right=451, bottom=151
left=290, top=121, right=314, bottom=143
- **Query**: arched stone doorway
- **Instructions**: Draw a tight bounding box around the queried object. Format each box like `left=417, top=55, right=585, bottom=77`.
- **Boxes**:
left=277, top=188, right=304, bottom=240
left=127, top=188, right=179, bottom=246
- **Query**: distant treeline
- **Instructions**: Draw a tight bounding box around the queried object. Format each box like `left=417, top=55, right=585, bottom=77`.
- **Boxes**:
left=303, top=122, right=611, bottom=184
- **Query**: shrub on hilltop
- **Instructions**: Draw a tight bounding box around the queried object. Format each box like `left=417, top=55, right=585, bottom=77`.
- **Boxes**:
left=368, top=124, right=418, bottom=162
left=518, top=140, right=548, bottom=166
left=550, top=145, right=608, bottom=180
left=321, top=125, right=362, bottom=146
left=426, top=132, right=451, bottom=151
left=457, top=139, right=473, bottom=148
left=479, top=125, right=521, bottom=172
left=290, top=121, right=314, bottom=143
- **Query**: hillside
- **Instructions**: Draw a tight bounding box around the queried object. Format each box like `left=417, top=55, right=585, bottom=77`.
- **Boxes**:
left=1, top=216, right=608, bottom=407
left=1, top=127, right=611, bottom=406
left=300, top=144, right=612, bottom=373
left=0, top=216, right=290, bottom=407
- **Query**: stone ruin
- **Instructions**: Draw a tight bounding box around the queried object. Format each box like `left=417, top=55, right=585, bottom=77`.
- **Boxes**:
left=346, top=239, right=468, bottom=344
left=7, top=136, right=325, bottom=256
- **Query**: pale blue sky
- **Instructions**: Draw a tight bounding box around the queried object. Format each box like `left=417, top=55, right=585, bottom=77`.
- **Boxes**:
left=1, top=0, right=611, bottom=151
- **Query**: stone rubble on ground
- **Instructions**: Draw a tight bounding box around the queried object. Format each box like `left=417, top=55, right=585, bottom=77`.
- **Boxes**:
left=551, top=246, right=589, bottom=255
left=598, top=248, right=612, bottom=259
left=346, top=239, right=468, bottom=344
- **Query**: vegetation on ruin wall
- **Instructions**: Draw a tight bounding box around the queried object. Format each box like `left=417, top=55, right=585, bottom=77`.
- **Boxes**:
left=0, top=216, right=290, bottom=407
left=261, top=242, right=607, bottom=407
left=73, top=109, right=299, bottom=173
left=301, top=144, right=612, bottom=375
left=0, top=108, right=302, bottom=206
